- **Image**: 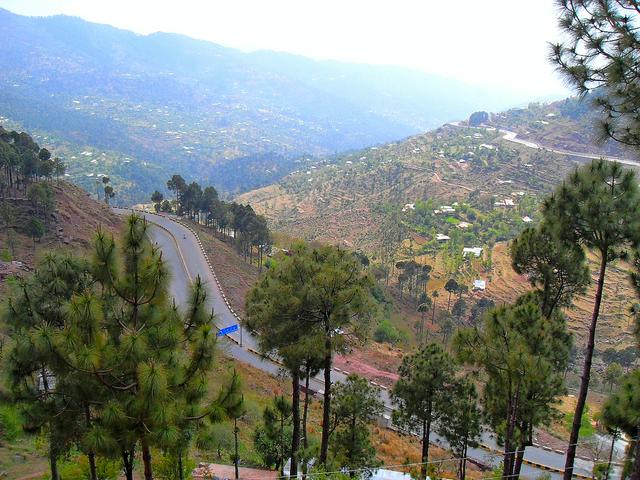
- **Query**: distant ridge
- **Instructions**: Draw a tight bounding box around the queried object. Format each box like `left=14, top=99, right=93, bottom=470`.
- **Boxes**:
left=0, top=7, right=536, bottom=202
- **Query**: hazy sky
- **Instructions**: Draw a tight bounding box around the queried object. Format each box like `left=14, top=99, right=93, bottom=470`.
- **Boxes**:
left=0, top=0, right=570, bottom=98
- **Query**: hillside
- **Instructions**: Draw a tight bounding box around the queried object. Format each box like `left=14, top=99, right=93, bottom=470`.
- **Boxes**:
left=238, top=98, right=640, bottom=365
left=239, top=97, right=640, bottom=251
left=0, top=7, right=532, bottom=204
left=0, top=181, right=121, bottom=294
left=238, top=122, right=578, bottom=252
left=490, top=96, right=639, bottom=159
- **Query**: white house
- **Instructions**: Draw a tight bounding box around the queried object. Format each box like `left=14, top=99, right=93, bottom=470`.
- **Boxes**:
left=473, top=279, right=486, bottom=291
left=436, top=233, right=451, bottom=241
left=463, top=247, right=483, bottom=257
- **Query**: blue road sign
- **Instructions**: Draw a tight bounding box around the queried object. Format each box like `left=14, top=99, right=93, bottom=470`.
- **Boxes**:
left=217, top=324, right=239, bottom=337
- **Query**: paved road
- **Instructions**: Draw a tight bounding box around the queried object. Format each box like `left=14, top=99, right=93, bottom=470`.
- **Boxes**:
left=447, top=121, right=639, bottom=168
left=499, top=129, right=640, bottom=168
left=113, top=208, right=607, bottom=479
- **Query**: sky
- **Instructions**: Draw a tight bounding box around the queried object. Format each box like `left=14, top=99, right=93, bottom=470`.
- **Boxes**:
left=0, top=0, right=570, bottom=99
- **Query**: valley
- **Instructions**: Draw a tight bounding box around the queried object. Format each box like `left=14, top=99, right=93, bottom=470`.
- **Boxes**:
left=1, top=3, right=640, bottom=480
left=0, top=7, right=532, bottom=204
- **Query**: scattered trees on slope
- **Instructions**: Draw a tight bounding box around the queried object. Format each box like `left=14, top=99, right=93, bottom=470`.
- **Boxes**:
left=0, top=127, right=64, bottom=195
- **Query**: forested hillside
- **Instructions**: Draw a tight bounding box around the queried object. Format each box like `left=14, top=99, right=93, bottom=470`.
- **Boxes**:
left=0, top=126, right=121, bottom=294
left=0, top=8, right=530, bottom=204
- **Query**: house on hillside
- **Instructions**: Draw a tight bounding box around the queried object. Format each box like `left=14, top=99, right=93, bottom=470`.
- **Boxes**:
left=457, top=221, right=472, bottom=229
left=463, top=247, right=483, bottom=258
left=473, top=279, right=486, bottom=291
left=494, top=198, right=515, bottom=207
left=436, top=233, right=451, bottom=241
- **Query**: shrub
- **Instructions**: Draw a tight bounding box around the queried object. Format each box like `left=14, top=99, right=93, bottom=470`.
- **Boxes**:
left=374, top=320, right=407, bottom=345
left=0, top=405, right=22, bottom=444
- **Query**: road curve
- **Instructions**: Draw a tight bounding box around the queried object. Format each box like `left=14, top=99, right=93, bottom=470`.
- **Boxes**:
left=112, top=208, right=603, bottom=479
left=447, top=121, right=640, bottom=168
left=499, top=129, right=640, bottom=168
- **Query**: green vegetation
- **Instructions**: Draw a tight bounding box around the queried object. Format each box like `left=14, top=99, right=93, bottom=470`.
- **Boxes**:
left=245, top=241, right=376, bottom=469
left=2, top=215, right=243, bottom=480
left=436, top=377, right=482, bottom=480
left=160, top=175, right=272, bottom=270
left=373, top=319, right=408, bottom=345
left=602, top=370, right=640, bottom=479
left=563, top=408, right=595, bottom=439
left=329, top=375, right=383, bottom=477
left=543, top=160, right=640, bottom=478
left=391, top=343, right=455, bottom=480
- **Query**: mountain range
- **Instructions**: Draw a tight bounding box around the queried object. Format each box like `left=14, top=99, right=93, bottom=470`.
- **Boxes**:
left=0, top=7, right=536, bottom=202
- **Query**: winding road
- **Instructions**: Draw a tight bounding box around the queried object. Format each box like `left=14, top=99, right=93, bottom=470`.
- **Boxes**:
left=499, top=129, right=640, bottom=168
left=113, top=208, right=607, bottom=479
left=448, top=121, right=640, bottom=168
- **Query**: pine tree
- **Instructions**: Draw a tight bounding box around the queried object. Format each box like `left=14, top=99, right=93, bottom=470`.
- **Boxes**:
left=254, top=396, right=293, bottom=474
left=454, top=299, right=571, bottom=480
left=543, top=159, right=640, bottom=478
left=246, top=252, right=325, bottom=477
left=329, top=375, right=383, bottom=478
left=436, top=376, right=482, bottom=480
left=53, top=215, right=231, bottom=480
left=551, top=0, right=640, bottom=147
left=248, top=241, right=375, bottom=465
left=391, top=342, right=455, bottom=480
left=444, top=278, right=459, bottom=312
left=3, top=253, right=94, bottom=480
left=511, top=225, right=589, bottom=318
left=151, top=190, right=164, bottom=212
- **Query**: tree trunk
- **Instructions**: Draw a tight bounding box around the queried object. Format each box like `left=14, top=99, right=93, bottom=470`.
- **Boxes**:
left=461, top=442, right=468, bottom=480
left=564, top=253, right=608, bottom=480
left=604, top=433, right=616, bottom=480
left=49, top=444, right=60, bottom=480
left=178, top=452, right=184, bottom=480
left=631, top=438, right=640, bottom=480
left=291, top=370, right=301, bottom=478
left=420, top=413, right=432, bottom=480
left=503, top=395, right=516, bottom=480
left=122, top=450, right=134, bottom=480
left=84, top=404, right=98, bottom=480
left=234, top=417, right=240, bottom=480
left=141, top=435, right=153, bottom=480
left=431, top=303, right=436, bottom=325
left=302, top=370, right=311, bottom=479
left=513, top=443, right=526, bottom=480
left=319, top=338, right=332, bottom=464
